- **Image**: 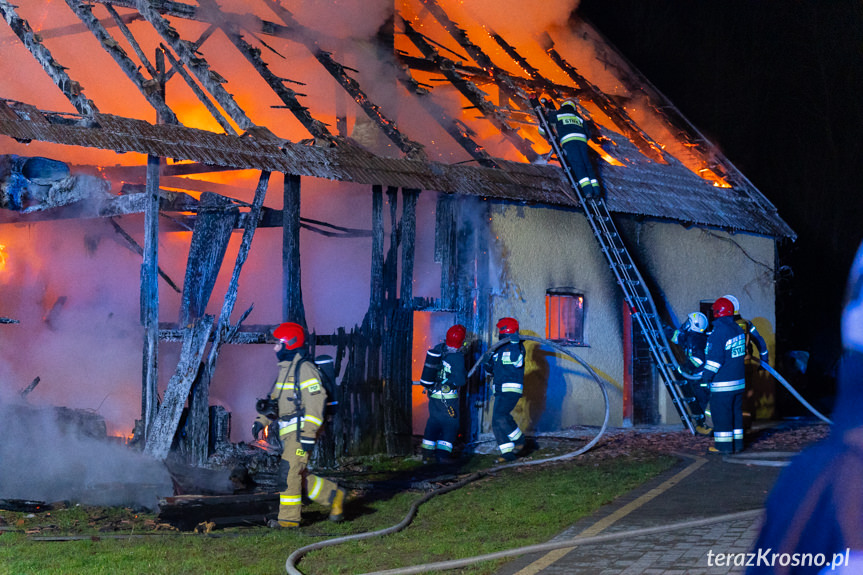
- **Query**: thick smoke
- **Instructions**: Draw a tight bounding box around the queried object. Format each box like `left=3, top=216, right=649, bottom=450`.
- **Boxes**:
left=0, top=401, right=173, bottom=510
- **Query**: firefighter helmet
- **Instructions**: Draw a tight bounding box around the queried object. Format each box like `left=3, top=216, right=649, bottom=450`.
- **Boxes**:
left=842, top=241, right=863, bottom=352
left=712, top=298, right=735, bottom=319
left=496, top=317, right=519, bottom=335
left=273, top=322, right=305, bottom=350
left=446, top=324, right=466, bottom=348
left=722, top=294, right=741, bottom=315
left=687, top=312, right=709, bottom=333
left=560, top=98, right=579, bottom=112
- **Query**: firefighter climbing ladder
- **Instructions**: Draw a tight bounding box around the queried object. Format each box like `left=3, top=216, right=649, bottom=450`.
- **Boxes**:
left=532, top=100, right=704, bottom=434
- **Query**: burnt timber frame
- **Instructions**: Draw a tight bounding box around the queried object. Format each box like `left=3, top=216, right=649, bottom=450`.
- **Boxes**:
left=0, top=0, right=791, bottom=465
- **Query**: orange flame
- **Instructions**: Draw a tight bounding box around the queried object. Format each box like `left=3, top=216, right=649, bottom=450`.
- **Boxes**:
left=0, top=244, right=7, bottom=271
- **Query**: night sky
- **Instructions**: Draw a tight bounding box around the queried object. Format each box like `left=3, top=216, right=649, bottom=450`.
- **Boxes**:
left=579, top=0, right=863, bottom=384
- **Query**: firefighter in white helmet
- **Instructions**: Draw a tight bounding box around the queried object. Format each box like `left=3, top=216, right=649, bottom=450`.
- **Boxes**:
left=722, top=294, right=769, bottom=369
left=671, top=311, right=712, bottom=435
left=252, top=322, right=347, bottom=528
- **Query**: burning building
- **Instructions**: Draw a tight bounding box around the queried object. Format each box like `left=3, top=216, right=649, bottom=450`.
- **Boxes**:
left=0, top=0, right=794, bottom=473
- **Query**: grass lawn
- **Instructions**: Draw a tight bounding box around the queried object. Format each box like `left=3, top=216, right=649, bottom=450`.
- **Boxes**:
left=0, top=451, right=676, bottom=575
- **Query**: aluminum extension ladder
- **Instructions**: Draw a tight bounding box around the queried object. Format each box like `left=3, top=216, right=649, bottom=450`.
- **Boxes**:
left=532, top=100, right=704, bottom=434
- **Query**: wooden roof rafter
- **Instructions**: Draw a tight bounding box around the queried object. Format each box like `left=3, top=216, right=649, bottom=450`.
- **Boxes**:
left=194, top=0, right=340, bottom=147
left=398, top=17, right=539, bottom=162
left=0, top=0, right=99, bottom=116
left=539, top=31, right=666, bottom=163
left=62, top=0, right=179, bottom=125
left=134, top=0, right=255, bottom=133
left=260, top=0, right=427, bottom=160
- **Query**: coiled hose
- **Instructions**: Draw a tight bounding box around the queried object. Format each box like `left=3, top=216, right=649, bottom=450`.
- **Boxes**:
left=286, top=335, right=611, bottom=574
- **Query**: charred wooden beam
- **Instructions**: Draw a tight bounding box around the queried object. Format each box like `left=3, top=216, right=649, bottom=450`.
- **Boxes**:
left=435, top=193, right=458, bottom=311
left=396, top=54, right=580, bottom=103
left=159, top=44, right=238, bottom=136
left=179, top=192, right=238, bottom=325
left=540, top=32, right=665, bottom=163
left=282, top=174, right=305, bottom=326
left=141, top=154, right=161, bottom=441
left=400, top=190, right=418, bottom=304
left=158, top=492, right=277, bottom=531
left=393, top=56, right=498, bottom=168
left=262, top=0, right=426, bottom=160
left=417, top=0, right=528, bottom=107
left=204, top=171, right=271, bottom=374
left=109, top=218, right=182, bottom=294
left=399, top=17, right=538, bottom=163
left=30, top=9, right=142, bottom=41
left=196, top=0, right=339, bottom=147
left=104, top=4, right=158, bottom=78
left=0, top=1, right=98, bottom=115
left=489, top=32, right=565, bottom=100
left=0, top=99, right=588, bottom=212
left=63, top=0, right=179, bottom=125
left=134, top=0, right=253, bottom=132
left=144, top=315, right=215, bottom=461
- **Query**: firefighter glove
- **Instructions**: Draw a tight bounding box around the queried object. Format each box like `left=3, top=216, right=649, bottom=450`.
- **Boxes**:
left=252, top=421, right=265, bottom=440
left=300, top=436, right=316, bottom=451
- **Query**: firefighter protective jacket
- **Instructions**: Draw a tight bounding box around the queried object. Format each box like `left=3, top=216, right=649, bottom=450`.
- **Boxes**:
left=255, top=351, right=327, bottom=441
left=671, top=323, right=707, bottom=376
left=420, top=343, right=466, bottom=400
left=702, top=316, right=746, bottom=392
left=484, top=336, right=526, bottom=395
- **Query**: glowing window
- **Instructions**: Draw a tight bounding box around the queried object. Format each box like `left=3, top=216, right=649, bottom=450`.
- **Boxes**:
left=546, top=289, right=585, bottom=346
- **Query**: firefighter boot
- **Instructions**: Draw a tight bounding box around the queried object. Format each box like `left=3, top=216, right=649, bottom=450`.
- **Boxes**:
left=268, top=519, right=300, bottom=529
left=328, top=488, right=347, bottom=522
left=496, top=452, right=517, bottom=464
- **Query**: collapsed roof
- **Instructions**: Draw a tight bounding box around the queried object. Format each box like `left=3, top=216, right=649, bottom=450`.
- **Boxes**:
left=0, top=0, right=794, bottom=239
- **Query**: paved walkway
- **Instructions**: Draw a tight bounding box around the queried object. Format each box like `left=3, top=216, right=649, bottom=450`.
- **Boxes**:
left=495, top=449, right=784, bottom=575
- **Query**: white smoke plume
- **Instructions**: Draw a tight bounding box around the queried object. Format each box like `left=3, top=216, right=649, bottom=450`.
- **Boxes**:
left=0, top=401, right=173, bottom=510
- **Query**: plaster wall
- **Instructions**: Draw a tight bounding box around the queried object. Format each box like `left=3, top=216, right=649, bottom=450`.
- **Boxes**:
left=622, top=221, right=777, bottom=421
left=487, top=203, right=777, bottom=432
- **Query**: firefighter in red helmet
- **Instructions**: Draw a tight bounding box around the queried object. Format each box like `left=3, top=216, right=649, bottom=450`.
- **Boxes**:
left=418, top=324, right=467, bottom=464
left=702, top=298, right=747, bottom=453
left=253, top=322, right=347, bottom=528
left=537, top=98, right=602, bottom=199
left=482, top=317, right=527, bottom=462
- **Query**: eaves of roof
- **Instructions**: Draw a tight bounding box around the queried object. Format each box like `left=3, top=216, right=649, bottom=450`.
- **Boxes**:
left=0, top=99, right=795, bottom=239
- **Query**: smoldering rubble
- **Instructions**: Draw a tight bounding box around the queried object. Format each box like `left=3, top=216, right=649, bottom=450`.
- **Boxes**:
left=0, top=401, right=173, bottom=510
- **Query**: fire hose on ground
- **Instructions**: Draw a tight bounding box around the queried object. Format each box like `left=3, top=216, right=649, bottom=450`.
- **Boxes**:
left=285, top=335, right=611, bottom=575
left=285, top=345, right=832, bottom=573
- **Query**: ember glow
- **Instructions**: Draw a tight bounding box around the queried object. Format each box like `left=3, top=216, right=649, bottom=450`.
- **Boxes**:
left=0, top=244, right=6, bottom=271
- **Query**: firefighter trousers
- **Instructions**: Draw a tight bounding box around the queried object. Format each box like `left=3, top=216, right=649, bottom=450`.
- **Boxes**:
left=562, top=143, right=601, bottom=198
left=278, top=437, right=339, bottom=523
left=492, top=391, right=524, bottom=457
left=710, top=389, right=744, bottom=453
left=422, top=399, right=459, bottom=457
